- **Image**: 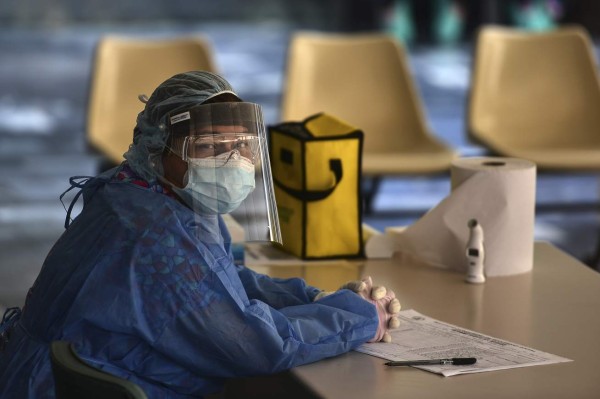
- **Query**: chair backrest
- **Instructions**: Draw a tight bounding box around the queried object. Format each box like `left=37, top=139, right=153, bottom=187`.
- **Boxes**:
left=281, top=32, right=435, bottom=154
left=87, top=36, right=217, bottom=164
left=468, top=25, right=600, bottom=150
left=50, top=341, right=148, bottom=399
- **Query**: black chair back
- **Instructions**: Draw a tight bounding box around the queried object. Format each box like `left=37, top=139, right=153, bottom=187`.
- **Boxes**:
left=50, top=341, right=147, bottom=399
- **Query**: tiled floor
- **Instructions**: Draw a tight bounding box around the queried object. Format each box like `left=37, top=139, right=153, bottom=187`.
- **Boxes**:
left=1, top=22, right=599, bottom=313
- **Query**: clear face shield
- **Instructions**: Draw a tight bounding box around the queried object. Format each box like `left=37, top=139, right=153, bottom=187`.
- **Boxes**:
left=166, top=102, right=282, bottom=244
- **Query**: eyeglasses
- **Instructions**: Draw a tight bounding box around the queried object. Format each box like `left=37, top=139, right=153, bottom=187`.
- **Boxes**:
left=178, top=134, right=260, bottom=164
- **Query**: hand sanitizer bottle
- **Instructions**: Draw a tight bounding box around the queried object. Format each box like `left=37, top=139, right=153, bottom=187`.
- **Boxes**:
left=465, top=219, right=485, bottom=284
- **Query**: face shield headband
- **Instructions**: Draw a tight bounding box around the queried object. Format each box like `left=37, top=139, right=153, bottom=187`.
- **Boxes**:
left=166, top=102, right=282, bottom=244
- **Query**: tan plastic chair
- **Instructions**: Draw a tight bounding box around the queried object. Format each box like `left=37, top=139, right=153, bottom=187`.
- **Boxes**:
left=468, top=25, right=600, bottom=170
left=281, top=32, right=457, bottom=211
left=282, top=32, right=456, bottom=175
left=87, top=36, right=218, bottom=166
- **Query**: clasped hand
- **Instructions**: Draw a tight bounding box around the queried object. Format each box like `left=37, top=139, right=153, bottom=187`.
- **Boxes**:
left=314, top=276, right=401, bottom=343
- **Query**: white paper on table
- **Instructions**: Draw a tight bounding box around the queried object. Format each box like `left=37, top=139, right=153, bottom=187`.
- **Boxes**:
left=244, top=243, right=303, bottom=265
left=243, top=243, right=346, bottom=266
left=355, top=309, right=572, bottom=377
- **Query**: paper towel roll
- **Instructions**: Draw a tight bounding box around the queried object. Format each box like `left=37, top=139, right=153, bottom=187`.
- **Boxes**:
left=393, top=157, right=536, bottom=276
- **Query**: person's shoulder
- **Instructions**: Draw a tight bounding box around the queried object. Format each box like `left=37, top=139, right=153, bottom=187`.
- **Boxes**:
left=71, top=172, right=186, bottom=234
left=104, top=181, right=190, bottom=222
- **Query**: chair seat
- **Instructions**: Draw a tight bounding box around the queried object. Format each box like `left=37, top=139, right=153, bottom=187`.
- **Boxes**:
left=363, top=146, right=456, bottom=175
left=281, top=32, right=457, bottom=178
left=491, top=145, right=600, bottom=170
left=468, top=26, right=600, bottom=172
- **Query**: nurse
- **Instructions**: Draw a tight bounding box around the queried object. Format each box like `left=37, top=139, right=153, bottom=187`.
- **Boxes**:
left=0, top=71, right=400, bottom=398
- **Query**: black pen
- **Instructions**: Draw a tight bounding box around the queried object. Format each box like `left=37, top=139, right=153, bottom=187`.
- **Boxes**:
left=384, top=357, right=477, bottom=367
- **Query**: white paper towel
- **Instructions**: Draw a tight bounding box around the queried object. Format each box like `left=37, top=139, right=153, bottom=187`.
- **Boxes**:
left=392, top=157, right=536, bottom=276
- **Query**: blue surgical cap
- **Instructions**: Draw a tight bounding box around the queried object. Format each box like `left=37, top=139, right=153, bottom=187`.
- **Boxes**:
left=124, top=71, right=240, bottom=181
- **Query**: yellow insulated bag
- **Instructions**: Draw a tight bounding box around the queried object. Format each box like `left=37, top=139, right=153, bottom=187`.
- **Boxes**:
left=268, top=113, right=364, bottom=259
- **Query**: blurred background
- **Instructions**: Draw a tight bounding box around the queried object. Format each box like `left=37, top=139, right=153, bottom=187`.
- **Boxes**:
left=1, top=0, right=600, bottom=310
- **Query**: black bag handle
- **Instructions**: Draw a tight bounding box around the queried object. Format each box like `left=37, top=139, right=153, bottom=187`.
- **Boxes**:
left=274, top=159, right=343, bottom=202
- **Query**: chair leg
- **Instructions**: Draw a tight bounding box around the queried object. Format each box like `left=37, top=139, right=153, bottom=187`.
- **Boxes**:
left=585, top=229, right=600, bottom=272
left=584, top=177, right=600, bottom=272
left=362, top=176, right=382, bottom=215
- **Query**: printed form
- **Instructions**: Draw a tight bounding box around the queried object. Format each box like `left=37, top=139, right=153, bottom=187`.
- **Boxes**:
left=355, top=309, right=571, bottom=377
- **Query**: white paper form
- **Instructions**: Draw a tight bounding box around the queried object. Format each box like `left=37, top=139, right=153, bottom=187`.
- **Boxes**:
left=355, top=309, right=572, bottom=377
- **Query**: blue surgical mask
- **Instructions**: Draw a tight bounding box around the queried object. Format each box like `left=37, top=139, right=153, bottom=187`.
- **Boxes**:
left=171, top=151, right=256, bottom=214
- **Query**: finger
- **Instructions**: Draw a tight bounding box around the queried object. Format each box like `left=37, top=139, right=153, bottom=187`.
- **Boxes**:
left=313, top=291, right=333, bottom=301
left=341, top=280, right=367, bottom=293
left=381, top=332, right=392, bottom=343
left=361, top=276, right=375, bottom=300
left=371, top=285, right=386, bottom=300
left=388, top=316, right=400, bottom=329
left=388, top=298, right=401, bottom=314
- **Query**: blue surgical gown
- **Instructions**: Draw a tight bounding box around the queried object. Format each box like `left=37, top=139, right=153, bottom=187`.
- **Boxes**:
left=0, top=170, right=378, bottom=398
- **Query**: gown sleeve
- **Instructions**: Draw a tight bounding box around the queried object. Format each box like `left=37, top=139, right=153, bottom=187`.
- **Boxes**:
left=153, top=264, right=378, bottom=381
left=148, top=217, right=378, bottom=377
left=99, top=203, right=378, bottom=393
left=235, top=264, right=322, bottom=308
left=149, top=216, right=378, bottom=379
left=221, top=215, right=323, bottom=307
